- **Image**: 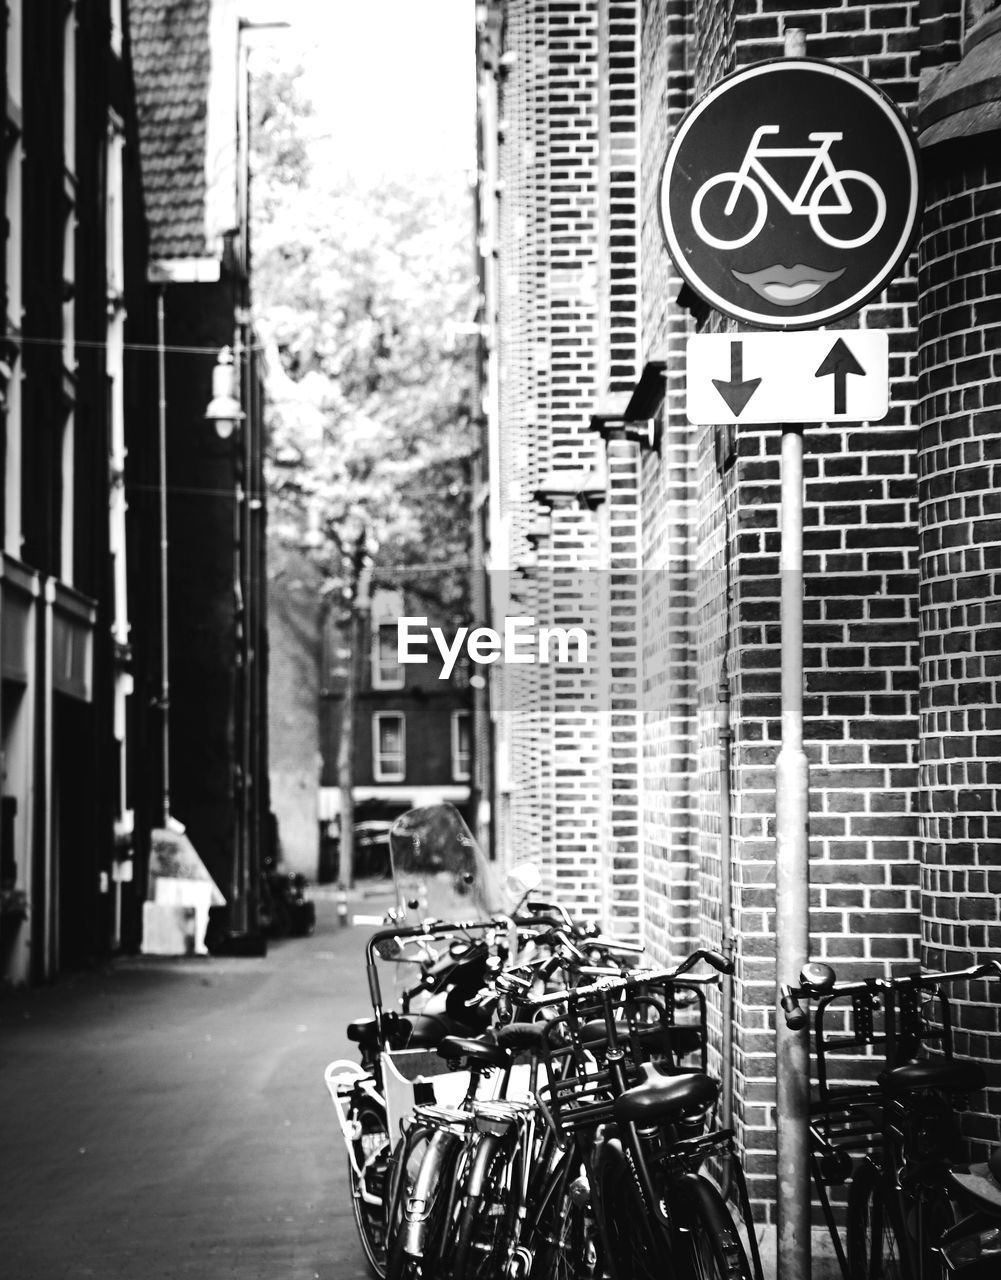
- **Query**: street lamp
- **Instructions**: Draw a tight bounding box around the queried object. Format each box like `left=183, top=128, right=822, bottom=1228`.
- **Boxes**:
left=204, top=345, right=245, bottom=439
left=204, top=341, right=251, bottom=939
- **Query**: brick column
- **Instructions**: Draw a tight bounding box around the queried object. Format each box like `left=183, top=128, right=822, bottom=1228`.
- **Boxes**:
left=916, top=132, right=1001, bottom=1153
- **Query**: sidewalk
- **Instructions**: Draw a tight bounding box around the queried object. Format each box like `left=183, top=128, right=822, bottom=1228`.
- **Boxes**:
left=0, top=892, right=379, bottom=1280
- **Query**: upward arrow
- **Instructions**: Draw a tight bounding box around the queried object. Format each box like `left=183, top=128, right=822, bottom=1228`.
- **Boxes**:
left=712, top=340, right=761, bottom=418
left=814, top=337, right=866, bottom=415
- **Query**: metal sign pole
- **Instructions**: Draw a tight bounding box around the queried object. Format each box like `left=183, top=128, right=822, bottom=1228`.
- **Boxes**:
left=775, top=421, right=811, bottom=1278
left=773, top=32, right=810, bottom=1280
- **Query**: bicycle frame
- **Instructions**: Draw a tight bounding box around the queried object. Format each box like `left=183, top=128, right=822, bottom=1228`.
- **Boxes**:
left=726, top=126, right=848, bottom=218
left=529, top=958, right=764, bottom=1280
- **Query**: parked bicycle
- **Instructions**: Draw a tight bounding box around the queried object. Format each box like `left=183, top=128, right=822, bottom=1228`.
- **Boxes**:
left=413, top=950, right=761, bottom=1280
left=780, top=958, right=1001, bottom=1280
left=382, top=924, right=642, bottom=1280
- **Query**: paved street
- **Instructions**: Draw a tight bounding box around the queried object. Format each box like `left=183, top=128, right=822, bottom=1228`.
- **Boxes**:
left=0, top=886, right=395, bottom=1280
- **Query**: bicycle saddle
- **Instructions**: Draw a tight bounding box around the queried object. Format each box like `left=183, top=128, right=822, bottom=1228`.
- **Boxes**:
left=494, top=1022, right=546, bottom=1052
left=579, top=1018, right=635, bottom=1048
left=398, top=1011, right=474, bottom=1048
left=437, top=1035, right=512, bottom=1070
left=880, top=1058, right=986, bottom=1096
left=613, top=1065, right=718, bottom=1123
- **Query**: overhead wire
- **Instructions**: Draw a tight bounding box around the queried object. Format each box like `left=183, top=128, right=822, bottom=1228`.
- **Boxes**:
left=2, top=332, right=269, bottom=356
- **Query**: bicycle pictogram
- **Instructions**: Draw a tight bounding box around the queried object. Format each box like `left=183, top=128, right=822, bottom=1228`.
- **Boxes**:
left=690, top=125, right=887, bottom=251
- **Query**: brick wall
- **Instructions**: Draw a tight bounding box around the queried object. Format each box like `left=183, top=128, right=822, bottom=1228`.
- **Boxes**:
left=637, top=0, right=926, bottom=1230
left=597, top=2, right=643, bottom=932
left=485, top=1, right=656, bottom=925
left=487, top=0, right=612, bottom=918
left=916, top=132, right=1001, bottom=1153
left=479, top=0, right=1001, bottom=1259
left=491, top=0, right=549, bottom=865
left=636, top=0, right=699, bottom=965
left=602, top=435, right=642, bottom=934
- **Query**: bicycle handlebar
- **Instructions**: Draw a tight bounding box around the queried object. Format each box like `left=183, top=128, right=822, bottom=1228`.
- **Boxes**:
left=364, top=911, right=569, bottom=961
left=779, top=984, right=808, bottom=1032
left=588, top=936, right=646, bottom=955
left=524, top=948, right=732, bottom=1009
left=525, top=899, right=577, bottom=932
left=779, top=959, right=1001, bottom=1029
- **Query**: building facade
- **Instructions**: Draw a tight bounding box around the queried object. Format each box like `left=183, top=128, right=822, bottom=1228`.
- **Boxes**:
left=319, top=587, right=474, bottom=882
left=131, top=0, right=271, bottom=943
left=0, top=0, right=272, bottom=982
left=0, top=0, right=159, bottom=983
left=476, top=0, right=1001, bottom=1253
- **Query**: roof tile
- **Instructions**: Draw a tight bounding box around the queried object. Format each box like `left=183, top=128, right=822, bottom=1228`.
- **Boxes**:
left=130, top=0, right=213, bottom=260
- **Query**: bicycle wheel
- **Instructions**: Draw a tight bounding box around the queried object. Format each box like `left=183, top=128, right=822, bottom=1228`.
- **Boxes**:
left=808, top=169, right=886, bottom=249
left=386, top=1125, right=464, bottom=1280
left=690, top=172, right=767, bottom=251
left=847, top=1160, right=907, bottom=1280
left=545, top=1182, right=600, bottom=1280
left=386, top=1241, right=423, bottom=1280
left=451, top=1131, right=521, bottom=1280
left=672, top=1174, right=753, bottom=1280
left=384, top=1129, right=424, bottom=1277
left=529, top=1152, right=600, bottom=1280
left=593, top=1137, right=670, bottom=1280
left=348, top=1100, right=392, bottom=1279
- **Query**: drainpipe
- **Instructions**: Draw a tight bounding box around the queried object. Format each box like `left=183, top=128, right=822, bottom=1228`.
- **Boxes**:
left=156, top=286, right=170, bottom=829
left=42, top=579, right=55, bottom=976
left=718, top=655, right=735, bottom=1194
left=716, top=401, right=737, bottom=1200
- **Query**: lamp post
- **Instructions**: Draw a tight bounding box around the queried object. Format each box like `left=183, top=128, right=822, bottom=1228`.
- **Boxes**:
left=204, top=342, right=248, bottom=933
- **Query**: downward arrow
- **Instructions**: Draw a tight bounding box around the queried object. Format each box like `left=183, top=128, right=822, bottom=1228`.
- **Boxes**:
left=814, top=337, right=866, bottom=415
left=712, top=341, right=761, bottom=417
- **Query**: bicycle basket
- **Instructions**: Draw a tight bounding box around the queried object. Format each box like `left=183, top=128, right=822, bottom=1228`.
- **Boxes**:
left=536, top=978, right=707, bottom=1137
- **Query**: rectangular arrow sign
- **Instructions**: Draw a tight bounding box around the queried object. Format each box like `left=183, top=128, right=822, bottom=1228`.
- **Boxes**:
left=686, top=330, right=889, bottom=425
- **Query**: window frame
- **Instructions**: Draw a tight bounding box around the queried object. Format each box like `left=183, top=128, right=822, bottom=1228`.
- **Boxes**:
left=371, top=619, right=404, bottom=690
left=451, top=709, right=472, bottom=782
left=372, top=711, right=406, bottom=782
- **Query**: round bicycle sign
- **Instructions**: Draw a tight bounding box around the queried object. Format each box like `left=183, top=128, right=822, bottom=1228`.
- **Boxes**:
left=659, top=59, right=922, bottom=329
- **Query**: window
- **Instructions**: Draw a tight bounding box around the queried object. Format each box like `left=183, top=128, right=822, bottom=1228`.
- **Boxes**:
left=373, top=712, right=405, bottom=782
left=371, top=620, right=404, bottom=689
left=451, top=710, right=472, bottom=782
